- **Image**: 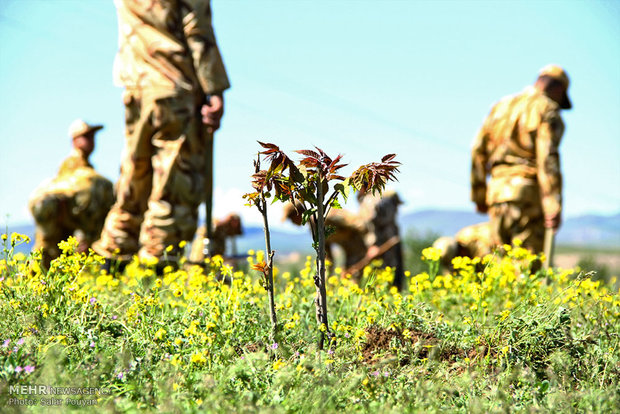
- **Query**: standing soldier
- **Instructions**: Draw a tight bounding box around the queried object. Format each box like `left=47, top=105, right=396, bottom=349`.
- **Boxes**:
left=93, top=0, right=230, bottom=270
left=29, top=119, right=114, bottom=268
left=357, top=190, right=405, bottom=290
left=471, top=65, right=572, bottom=253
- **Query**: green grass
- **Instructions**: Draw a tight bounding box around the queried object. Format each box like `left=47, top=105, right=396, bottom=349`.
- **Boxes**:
left=0, top=234, right=618, bottom=413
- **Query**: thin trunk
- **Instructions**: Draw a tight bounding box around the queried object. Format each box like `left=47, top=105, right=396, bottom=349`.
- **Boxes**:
left=314, top=180, right=332, bottom=350
left=260, top=200, right=278, bottom=342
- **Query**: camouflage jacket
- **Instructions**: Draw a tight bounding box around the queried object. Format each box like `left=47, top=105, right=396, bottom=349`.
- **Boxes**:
left=455, top=222, right=493, bottom=258
left=113, top=0, right=230, bottom=96
left=324, top=209, right=368, bottom=267
left=29, top=157, right=114, bottom=245
left=57, top=149, right=93, bottom=178
left=471, top=86, right=564, bottom=217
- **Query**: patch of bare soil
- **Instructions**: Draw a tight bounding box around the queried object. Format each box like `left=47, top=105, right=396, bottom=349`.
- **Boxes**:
left=361, top=325, right=469, bottom=365
left=235, top=342, right=263, bottom=355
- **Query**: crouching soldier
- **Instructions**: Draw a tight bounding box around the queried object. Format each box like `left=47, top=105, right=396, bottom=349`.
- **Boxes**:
left=432, top=222, right=494, bottom=270
left=283, top=202, right=368, bottom=283
left=29, top=119, right=114, bottom=268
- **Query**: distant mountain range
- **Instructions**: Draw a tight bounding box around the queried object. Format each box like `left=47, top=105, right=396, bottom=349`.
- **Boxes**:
left=4, top=210, right=620, bottom=256
left=399, top=210, right=620, bottom=247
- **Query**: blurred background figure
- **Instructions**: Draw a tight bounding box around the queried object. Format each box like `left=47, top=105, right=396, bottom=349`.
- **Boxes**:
left=189, top=213, right=243, bottom=262
left=357, top=190, right=405, bottom=290
left=471, top=65, right=572, bottom=254
left=432, top=222, right=493, bottom=270
left=29, top=119, right=114, bottom=268
left=283, top=202, right=368, bottom=282
left=94, top=0, right=230, bottom=270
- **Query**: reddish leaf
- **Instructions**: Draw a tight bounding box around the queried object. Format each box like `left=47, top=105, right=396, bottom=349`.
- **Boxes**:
left=258, top=141, right=279, bottom=150
left=295, top=149, right=321, bottom=159
left=251, top=260, right=269, bottom=274
left=349, top=154, right=400, bottom=194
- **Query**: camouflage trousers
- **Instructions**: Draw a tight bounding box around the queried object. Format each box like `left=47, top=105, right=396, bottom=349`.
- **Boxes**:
left=29, top=169, right=114, bottom=267
left=93, top=90, right=212, bottom=261
left=489, top=201, right=545, bottom=253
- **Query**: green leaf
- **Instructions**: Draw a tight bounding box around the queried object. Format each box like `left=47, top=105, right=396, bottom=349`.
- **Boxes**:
left=343, top=177, right=351, bottom=200
left=330, top=198, right=342, bottom=210
left=325, top=224, right=336, bottom=239
left=333, top=183, right=345, bottom=200
left=301, top=208, right=317, bottom=225
left=538, top=380, right=550, bottom=394
left=301, top=187, right=318, bottom=205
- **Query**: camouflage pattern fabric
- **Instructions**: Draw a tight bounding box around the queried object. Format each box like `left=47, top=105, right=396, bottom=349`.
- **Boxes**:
left=324, top=209, right=367, bottom=271
left=30, top=153, right=114, bottom=267
left=488, top=203, right=544, bottom=253
left=455, top=222, right=494, bottom=258
left=358, top=191, right=404, bottom=288
left=433, top=222, right=495, bottom=269
left=57, top=148, right=94, bottom=177
left=282, top=203, right=368, bottom=281
left=94, top=91, right=211, bottom=261
left=94, top=0, right=229, bottom=261
left=471, top=86, right=564, bottom=252
left=432, top=236, right=459, bottom=269
left=113, top=0, right=229, bottom=96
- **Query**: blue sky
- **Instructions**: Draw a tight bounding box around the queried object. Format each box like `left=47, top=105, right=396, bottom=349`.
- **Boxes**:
left=1, top=0, right=619, bottom=232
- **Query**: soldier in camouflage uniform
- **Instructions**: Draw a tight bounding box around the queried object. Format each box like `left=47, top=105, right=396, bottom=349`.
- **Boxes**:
left=93, top=0, right=230, bottom=266
left=471, top=65, right=571, bottom=253
left=432, top=222, right=493, bottom=270
left=357, top=190, right=404, bottom=289
left=283, top=203, right=368, bottom=281
left=29, top=119, right=114, bottom=268
left=189, top=213, right=243, bottom=262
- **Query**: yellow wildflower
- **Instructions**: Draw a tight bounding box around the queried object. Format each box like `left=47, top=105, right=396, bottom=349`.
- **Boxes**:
left=170, top=354, right=182, bottom=367
left=421, top=247, right=442, bottom=262
left=191, top=351, right=207, bottom=364
left=272, top=359, right=285, bottom=371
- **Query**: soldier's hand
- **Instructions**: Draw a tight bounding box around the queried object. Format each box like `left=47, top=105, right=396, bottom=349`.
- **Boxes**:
left=475, top=202, right=488, bottom=214
left=201, top=94, right=224, bottom=133
left=366, top=245, right=381, bottom=260
left=77, top=239, right=90, bottom=254
left=545, top=213, right=562, bottom=230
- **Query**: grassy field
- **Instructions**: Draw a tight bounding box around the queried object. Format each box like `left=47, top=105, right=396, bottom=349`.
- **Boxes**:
left=0, top=233, right=619, bottom=413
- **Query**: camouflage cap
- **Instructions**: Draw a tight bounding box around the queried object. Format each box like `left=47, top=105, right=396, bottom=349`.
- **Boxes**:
left=538, top=64, right=571, bottom=109
left=68, top=119, right=104, bottom=139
